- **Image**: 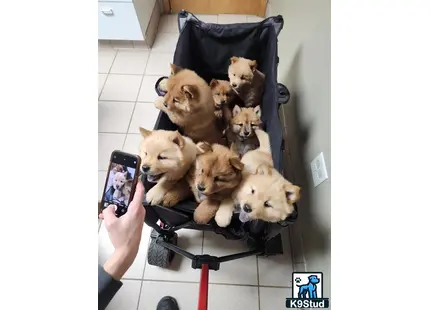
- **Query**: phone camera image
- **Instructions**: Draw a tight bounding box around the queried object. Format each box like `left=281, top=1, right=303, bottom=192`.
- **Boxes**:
left=102, top=162, right=136, bottom=215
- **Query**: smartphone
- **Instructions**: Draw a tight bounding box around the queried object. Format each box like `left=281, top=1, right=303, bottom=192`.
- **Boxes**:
left=101, top=150, right=141, bottom=217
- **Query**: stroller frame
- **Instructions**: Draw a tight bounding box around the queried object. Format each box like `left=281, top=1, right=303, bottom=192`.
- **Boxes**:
left=142, top=10, right=297, bottom=273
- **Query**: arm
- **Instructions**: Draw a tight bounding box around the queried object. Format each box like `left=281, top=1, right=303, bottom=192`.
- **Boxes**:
left=98, top=264, right=122, bottom=310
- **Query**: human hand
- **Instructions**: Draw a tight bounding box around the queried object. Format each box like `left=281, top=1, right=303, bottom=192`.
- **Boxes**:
left=99, top=181, right=146, bottom=280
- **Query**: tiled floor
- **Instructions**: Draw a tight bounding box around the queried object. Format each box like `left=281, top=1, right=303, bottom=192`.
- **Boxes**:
left=98, top=13, right=297, bottom=310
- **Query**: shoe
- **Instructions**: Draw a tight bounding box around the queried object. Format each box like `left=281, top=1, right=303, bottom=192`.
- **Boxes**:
left=156, top=296, right=179, bottom=310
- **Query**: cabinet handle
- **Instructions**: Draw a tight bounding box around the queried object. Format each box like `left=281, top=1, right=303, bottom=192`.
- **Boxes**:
left=101, top=8, right=114, bottom=15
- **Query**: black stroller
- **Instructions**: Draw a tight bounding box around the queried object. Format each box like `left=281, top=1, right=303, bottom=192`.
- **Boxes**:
left=142, top=10, right=297, bottom=309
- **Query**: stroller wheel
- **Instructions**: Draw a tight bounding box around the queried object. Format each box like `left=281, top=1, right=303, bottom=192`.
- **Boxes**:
left=147, top=230, right=178, bottom=268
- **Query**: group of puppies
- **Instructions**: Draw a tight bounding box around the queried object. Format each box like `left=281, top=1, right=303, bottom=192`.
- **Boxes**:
left=139, top=56, right=301, bottom=227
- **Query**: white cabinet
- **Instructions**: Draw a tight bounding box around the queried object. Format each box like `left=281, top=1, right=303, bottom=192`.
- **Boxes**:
left=98, top=0, right=156, bottom=41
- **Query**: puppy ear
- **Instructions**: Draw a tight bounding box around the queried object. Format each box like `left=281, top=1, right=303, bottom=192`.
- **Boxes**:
left=284, top=184, right=301, bottom=203
left=171, top=131, right=185, bottom=148
left=232, top=105, right=241, bottom=117
left=249, top=60, right=257, bottom=72
left=230, top=56, right=239, bottom=64
left=123, top=171, right=128, bottom=177
left=196, top=142, right=212, bottom=154
left=253, top=105, right=261, bottom=117
left=209, top=79, right=219, bottom=89
left=230, top=156, right=244, bottom=171
left=139, top=127, right=152, bottom=138
left=255, top=164, right=271, bottom=176
left=170, top=63, right=183, bottom=75
left=182, top=85, right=199, bottom=99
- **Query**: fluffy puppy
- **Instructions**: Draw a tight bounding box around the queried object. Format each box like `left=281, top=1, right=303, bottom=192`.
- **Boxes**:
left=154, top=64, right=223, bottom=144
left=187, top=142, right=244, bottom=224
left=209, top=79, right=232, bottom=119
left=112, top=171, right=128, bottom=199
left=139, top=127, right=197, bottom=206
left=226, top=105, right=262, bottom=157
left=122, top=179, right=133, bottom=206
left=215, top=130, right=300, bottom=227
left=228, top=56, right=265, bottom=107
left=111, top=163, right=124, bottom=173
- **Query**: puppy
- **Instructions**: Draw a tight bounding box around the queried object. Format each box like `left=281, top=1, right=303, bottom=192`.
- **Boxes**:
left=154, top=64, right=223, bottom=144
left=122, top=179, right=132, bottom=206
left=112, top=171, right=128, bottom=199
left=209, top=79, right=232, bottom=119
left=226, top=105, right=262, bottom=157
left=187, top=142, right=244, bottom=224
left=215, top=129, right=300, bottom=227
left=139, top=127, right=197, bottom=206
left=111, top=163, right=124, bottom=173
left=228, top=57, right=265, bottom=107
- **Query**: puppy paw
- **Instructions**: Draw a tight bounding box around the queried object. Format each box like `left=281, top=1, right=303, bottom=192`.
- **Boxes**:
left=146, top=187, right=165, bottom=205
left=215, top=209, right=233, bottom=227
left=162, top=192, right=180, bottom=207
left=193, top=211, right=212, bottom=224
left=159, top=78, right=168, bottom=92
left=154, top=96, right=165, bottom=110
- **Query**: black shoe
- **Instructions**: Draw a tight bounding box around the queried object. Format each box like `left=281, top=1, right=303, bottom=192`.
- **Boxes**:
left=156, top=296, right=179, bottom=310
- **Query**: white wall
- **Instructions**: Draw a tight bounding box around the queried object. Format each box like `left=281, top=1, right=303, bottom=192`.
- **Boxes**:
left=271, top=0, right=331, bottom=301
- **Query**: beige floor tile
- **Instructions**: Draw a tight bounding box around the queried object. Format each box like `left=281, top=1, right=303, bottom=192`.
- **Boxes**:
left=99, top=74, right=107, bottom=96
left=128, top=102, right=160, bottom=133
left=151, top=33, right=179, bottom=53
left=110, top=40, right=134, bottom=49
left=98, top=133, right=126, bottom=170
left=195, top=14, right=218, bottom=23
left=105, top=279, right=142, bottom=310
left=208, top=284, right=259, bottom=310
left=138, top=75, right=162, bottom=103
left=110, top=50, right=150, bottom=75
left=143, top=229, right=203, bottom=282
left=258, top=232, right=294, bottom=287
left=100, top=74, right=143, bottom=102
left=203, top=232, right=258, bottom=285
left=98, top=101, right=135, bottom=133
left=259, top=287, right=293, bottom=310
left=158, top=14, right=179, bottom=33
left=218, top=14, right=248, bottom=24
left=247, top=15, right=264, bottom=23
left=138, top=281, right=199, bottom=310
left=99, top=221, right=151, bottom=280
left=99, top=49, right=117, bottom=73
left=122, top=134, right=142, bottom=155
left=145, top=52, right=174, bottom=76
left=98, top=171, right=108, bottom=200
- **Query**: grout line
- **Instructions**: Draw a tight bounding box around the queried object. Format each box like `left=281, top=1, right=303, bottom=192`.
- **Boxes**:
left=135, top=277, right=294, bottom=288
left=201, top=231, right=205, bottom=255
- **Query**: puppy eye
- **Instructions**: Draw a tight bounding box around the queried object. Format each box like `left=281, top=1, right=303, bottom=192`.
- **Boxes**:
left=264, top=201, right=271, bottom=208
left=157, top=155, right=167, bottom=160
left=238, top=123, right=243, bottom=127
left=233, top=73, right=236, bottom=77
left=144, top=152, right=147, bottom=156
left=240, top=75, right=245, bottom=79
left=173, top=98, right=180, bottom=103
left=201, top=169, right=204, bottom=174
left=215, top=92, right=220, bottom=96
left=214, top=176, right=224, bottom=182
left=251, top=189, right=255, bottom=194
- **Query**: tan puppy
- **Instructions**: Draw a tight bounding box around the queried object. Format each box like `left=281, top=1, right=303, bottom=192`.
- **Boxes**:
left=187, top=142, right=243, bottom=224
left=209, top=79, right=232, bottom=119
left=228, top=57, right=265, bottom=107
left=139, top=127, right=197, bottom=206
left=215, top=129, right=300, bottom=227
left=154, top=64, right=223, bottom=144
left=227, top=105, right=262, bottom=157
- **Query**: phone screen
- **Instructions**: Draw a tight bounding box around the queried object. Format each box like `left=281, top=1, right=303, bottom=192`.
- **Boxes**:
left=102, top=151, right=141, bottom=216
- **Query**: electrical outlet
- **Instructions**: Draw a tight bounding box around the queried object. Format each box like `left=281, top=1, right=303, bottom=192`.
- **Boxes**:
left=310, top=152, right=328, bottom=187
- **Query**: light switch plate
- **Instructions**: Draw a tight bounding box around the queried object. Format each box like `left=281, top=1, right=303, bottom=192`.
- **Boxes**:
left=310, top=152, right=328, bottom=187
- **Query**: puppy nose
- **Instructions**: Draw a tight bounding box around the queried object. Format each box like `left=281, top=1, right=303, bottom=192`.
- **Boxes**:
left=232, top=83, right=237, bottom=88
left=244, top=131, right=250, bottom=136
left=220, top=100, right=226, bottom=105
left=141, top=165, right=150, bottom=173
left=197, top=184, right=205, bottom=191
left=163, top=102, right=168, bottom=107
left=243, top=204, right=252, bottom=213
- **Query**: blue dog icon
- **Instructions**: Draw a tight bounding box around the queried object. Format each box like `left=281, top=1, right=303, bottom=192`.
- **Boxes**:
left=296, top=275, right=320, bottom=298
